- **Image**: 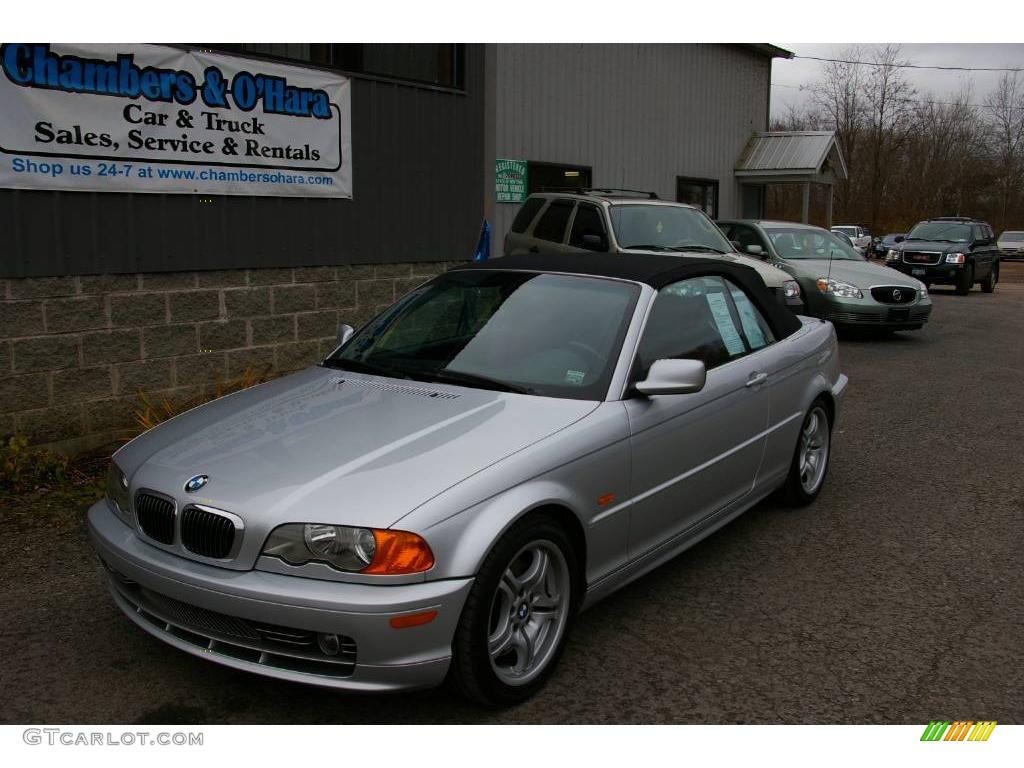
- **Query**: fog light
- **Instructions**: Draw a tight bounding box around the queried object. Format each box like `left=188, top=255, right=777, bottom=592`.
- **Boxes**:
left=317, top=633, right=341, bottom=656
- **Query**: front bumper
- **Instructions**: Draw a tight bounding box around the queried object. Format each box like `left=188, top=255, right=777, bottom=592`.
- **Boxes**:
left=88, top=501, right=473, bottom=692
left=817, top=297, right=932, bottom=330
left=890, top=260, right=966, bottom=284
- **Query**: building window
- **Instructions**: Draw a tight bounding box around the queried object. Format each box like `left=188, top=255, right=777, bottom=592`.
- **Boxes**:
left=527, top=162, right=592, bottom=194
left=204, top=44, right=465, bottom=90
left=677, top=176, right=719, bottom=219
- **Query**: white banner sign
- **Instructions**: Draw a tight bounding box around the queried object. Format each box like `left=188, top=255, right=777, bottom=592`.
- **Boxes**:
left=0, top=43, right=352, bottom=197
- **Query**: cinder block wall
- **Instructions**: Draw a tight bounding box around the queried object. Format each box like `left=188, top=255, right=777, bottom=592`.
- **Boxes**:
left=0, top=261, right=456, bottom=453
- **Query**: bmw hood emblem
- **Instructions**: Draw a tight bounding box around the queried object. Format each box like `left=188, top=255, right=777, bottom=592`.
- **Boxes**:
left=184, top=474, right=209, bottom=493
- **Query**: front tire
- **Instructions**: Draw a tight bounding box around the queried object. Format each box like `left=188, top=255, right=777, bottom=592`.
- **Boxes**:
left=448, top=515, right=578, bottom=706
left=782, top=399, right=832, bottom=506
left=956, top=264, right=974, bottom=295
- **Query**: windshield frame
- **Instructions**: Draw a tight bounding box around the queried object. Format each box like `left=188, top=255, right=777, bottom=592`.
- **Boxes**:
left=324, top=269, right=642, bottom=402
left=609, top=203, right=734, bottom=254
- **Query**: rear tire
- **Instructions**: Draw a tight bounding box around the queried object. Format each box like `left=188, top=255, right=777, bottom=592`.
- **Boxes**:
left=448, top=515, right=578, bottom=706
left=956, top=265, right=974, bottom=295
left=782, top=399, right=832, bottom=507
left=982, top=264, right=998, bottom=293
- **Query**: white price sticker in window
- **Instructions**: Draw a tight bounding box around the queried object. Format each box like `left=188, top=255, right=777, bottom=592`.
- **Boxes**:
left=705, top=293, right=746, bottom=356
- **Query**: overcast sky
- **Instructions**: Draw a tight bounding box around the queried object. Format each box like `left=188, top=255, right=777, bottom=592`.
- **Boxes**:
left=770, top=43, right=1024, bottom=119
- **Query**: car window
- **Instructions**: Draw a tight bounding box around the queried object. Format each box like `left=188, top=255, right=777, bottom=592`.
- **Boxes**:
left=766, top=228, right=864, bottom=261
left=510, top=197, right=546, bottom=234
left=533, top=200, right=576, bottom=243
left=728, top=224, right=766, bottom=253
left=1001, top=231, right=1024, bottom=242
left=569, top=203, right=606, bottom=250
left=331, top=270, right=640, bottom=401
left=727, top=280, right=775, bottom=351
left=636, top=276, right=750, bottom=375
left=907, top=221, right=972, bottom=243
left=610, top=204, right=732, bottom=253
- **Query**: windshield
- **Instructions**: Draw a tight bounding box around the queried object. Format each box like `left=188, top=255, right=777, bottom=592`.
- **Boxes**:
left=999, top=231, right=1024, bottom=242
left=324, top=270, right=640, bottom=400
left=907, top=221, right=972, bottom=242
left=832, top=227, right=857, bottom=237
left=610, top=204, right=732, bottom=253
left=764, top=227, right=865, bottom=261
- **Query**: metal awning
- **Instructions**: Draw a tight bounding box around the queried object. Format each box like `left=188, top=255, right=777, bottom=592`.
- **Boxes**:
left=735, top=131, right=847, bottom=184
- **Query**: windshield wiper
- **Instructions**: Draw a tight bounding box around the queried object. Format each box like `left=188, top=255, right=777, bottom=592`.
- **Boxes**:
left=622, top=244, right=673, bottom=251
left=321, top=357, right=412, bottom=379
left=417, top=368, right=534, bottom=395
left=667, top=245, right=729, bottom=254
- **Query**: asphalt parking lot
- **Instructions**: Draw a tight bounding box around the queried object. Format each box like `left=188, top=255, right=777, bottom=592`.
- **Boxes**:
left=2, top=264, right=1022, bottom=725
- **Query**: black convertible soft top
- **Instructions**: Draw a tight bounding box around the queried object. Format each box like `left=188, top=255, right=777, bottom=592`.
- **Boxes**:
left=453, top=252, right=803, bottom=340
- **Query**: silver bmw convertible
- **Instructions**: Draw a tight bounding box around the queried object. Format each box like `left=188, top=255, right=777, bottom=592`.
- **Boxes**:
left=89, top=253, right=848, bottom=705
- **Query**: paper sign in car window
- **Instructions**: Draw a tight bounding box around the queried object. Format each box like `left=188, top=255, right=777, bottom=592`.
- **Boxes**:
left=730, top=288, right=768, bottom=349
left=704, top=293, right=745, bottom=356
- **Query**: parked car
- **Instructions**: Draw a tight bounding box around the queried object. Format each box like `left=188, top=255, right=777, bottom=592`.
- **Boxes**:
left=886, top=217, right=999, bottom=295
left=718, top=219, right=932, bottom=332
left=996, top=230, right=1024, bottom=261
left=831, top=225, right=872, bottom=255
left=873, top=233, right=906, bottom=258
left=505, top=189, right=803, bottom=312
left=89, top=252, right=847, bottom=705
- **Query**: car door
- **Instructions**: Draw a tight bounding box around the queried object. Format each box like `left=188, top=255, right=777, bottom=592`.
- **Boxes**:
left=567, top=201, right=609, bottom=253
left=504, top=196, right=547, bottom=256
left=625, top=275, right=770, bottom=560
left=526, top=199, right=577, bottom=254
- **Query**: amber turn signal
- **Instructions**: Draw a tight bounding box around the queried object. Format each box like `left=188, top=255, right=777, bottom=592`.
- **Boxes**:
left=363, top=529, right=435, bottom=575
left=389, top=610, right=439, bottom=629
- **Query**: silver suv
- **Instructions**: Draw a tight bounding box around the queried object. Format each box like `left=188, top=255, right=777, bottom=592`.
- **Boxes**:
left=504, top=189, right=803, bottom=312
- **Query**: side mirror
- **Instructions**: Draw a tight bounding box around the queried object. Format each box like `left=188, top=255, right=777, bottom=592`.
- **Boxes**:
left=634, top=358, right=707, bottom=396
left=581, top=233, right=608, bottom=251
left=745, top=244, right=764, bottom=257
left=894, top=235, right=905, bottom=243
left=336, top=323, right=355, bottom=347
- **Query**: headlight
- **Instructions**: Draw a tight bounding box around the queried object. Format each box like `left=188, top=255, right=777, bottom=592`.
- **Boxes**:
left=886, top=249, right=899, bottom=261
left=815, top=278, right=863, bottom=299
left=945, top=252, right=966, bottom=264
left=105, top=461, right=130, bottom=520
left=782, top=280, right=801, bottom=299
left=262, top=523, right=435, bottom=575
left=918, top=283, right=928, bottom=299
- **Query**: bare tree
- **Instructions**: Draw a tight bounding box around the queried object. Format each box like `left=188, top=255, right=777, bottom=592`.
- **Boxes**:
left=863, top=44, right=917, bottom=230
left=806, top=45, right=866, bottom=220
left=983, top=72, right=1024, bottom=231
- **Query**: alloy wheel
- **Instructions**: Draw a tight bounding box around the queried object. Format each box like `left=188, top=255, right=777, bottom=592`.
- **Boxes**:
left=487, top=540, right=571, bottom=686
left=799, top=406, right=830, bottom=495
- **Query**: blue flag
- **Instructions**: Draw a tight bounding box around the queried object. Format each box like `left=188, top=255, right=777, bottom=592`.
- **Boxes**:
left=473, top=219, right=491, bottom=262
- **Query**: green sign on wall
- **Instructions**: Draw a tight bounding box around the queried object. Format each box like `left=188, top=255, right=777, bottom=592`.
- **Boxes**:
left=496, top=159, right=528, bottom=203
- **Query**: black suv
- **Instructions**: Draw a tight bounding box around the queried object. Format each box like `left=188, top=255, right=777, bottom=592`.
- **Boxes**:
left=887, top=217, right=999, bottom=295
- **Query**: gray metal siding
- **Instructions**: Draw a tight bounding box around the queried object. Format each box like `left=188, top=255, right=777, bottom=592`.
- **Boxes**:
left=0, top=45, right=486, bottom=278
left=493, top=44, right=770, bottom=251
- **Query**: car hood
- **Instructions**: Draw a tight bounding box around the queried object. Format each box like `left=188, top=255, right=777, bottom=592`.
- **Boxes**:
left=899, top=239, right=969, bottom=253
left=780, top=258, right=922, bottom=288
left=117, top=366, right=598, bottom=532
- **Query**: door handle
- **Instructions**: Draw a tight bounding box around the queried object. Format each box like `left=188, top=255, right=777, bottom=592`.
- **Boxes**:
left=745, top=372, right=768, bottom=387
